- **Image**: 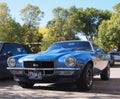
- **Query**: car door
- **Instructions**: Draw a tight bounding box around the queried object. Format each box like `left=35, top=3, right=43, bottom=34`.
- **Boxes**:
left=91, top=43, right=108, bottom=74
left=95, top=48, right=108, bottom=70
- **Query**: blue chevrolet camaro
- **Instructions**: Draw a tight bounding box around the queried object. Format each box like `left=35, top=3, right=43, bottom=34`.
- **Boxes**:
left=7, top=40, right=110, bottom=91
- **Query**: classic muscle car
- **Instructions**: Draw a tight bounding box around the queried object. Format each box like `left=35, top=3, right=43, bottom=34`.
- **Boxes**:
left=7, top=40, right=110, bottom=91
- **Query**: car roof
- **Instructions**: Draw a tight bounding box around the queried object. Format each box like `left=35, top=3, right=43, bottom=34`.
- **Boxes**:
left=0, top=41, right=22, bottom=45
left=54, top=40, right=91, bottom=44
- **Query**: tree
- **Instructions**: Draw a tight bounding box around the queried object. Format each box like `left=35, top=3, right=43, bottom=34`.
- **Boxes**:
left=20, top=4, right=44, bottom=27
left=0, top=18, right=22, bottom=42
left=42, top=6, right=80, bottom=50
left=113, top=2, right=120, bottom=13
left=20, top=24, right=42, bottom=43
left=96, top=3, right=120, bottom=51
left=42, top=6, right=111, bottom=50
left=20, top=4, right=43, bottom=46
left=0, top=2, right=22, bottom=42
left=70, top=8, right=111, bottom=40
left=0, top=2, right=10, bottom=24
left=39, top=27, right=48, bottom=36
left=97, top=13, right=120, bottom=51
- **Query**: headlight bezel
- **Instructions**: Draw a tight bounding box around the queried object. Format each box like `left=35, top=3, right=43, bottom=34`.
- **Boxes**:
left=65, top=56, right=76, bottom=67
left=7, top=57, right=16, bottom=67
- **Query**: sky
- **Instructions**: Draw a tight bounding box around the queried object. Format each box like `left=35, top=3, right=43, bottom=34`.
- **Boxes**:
left=1, top=0, right=120, bottom=27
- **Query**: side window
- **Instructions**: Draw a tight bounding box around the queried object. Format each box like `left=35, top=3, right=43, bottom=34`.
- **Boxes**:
left=78, top=42, right=92, bottom=51
left=83, top=42, right=92, bottom=51
left=2, top=43, right=27, bottom=55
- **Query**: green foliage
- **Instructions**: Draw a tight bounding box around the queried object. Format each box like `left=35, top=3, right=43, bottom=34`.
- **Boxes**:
left=96, top=2, right=120, bottom=51
left=0, top=18, right=21, bottom=42
left=41, top=6, right=111, bottom=50
left=0, top=2, right=117, bottom=52
left=113, top=2, right=120, bottom=13
left=21, top=24, right=42, bottom=43
left=73, top=8, right=111, bottom=40
left=19, top=4, right=43, bottom=49
left=41, top=6, right=80, bottom=50
left=0, top=2, right=21, bottom=42
left=0, top=2, right=43, bottom=50
left=20, top=4, right=44, bottom=27
left=0, top=2, right=10, bottom=24
left=97, top=12, right=120, bottom=51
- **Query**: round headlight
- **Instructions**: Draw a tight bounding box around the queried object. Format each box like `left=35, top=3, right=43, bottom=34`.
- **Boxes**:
left=7, top=58, right=16, bottom=67
left=65, top=56, right=76, bottom=67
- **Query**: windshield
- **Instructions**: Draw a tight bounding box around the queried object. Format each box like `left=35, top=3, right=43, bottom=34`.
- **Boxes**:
left=47, top=41, right=92, bottom=52
left=0, top=43, right=3, bottom=52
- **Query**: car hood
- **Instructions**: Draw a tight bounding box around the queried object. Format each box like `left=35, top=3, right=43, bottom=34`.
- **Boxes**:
left=19, top=48, right=88, bottom=61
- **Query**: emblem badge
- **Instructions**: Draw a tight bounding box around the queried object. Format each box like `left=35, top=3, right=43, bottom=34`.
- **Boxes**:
left=33, top=63, right=39, bottom=67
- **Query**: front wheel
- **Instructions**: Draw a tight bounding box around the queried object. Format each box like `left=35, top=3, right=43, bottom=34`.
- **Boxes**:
left=100, top=63, right=110, bottom=80
left=76, top=63, right=93, bottom=91
left=18, top=81, right=34, bottom=88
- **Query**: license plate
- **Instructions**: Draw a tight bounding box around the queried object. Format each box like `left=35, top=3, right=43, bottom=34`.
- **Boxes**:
left=28, top=71, right=42, bottom=80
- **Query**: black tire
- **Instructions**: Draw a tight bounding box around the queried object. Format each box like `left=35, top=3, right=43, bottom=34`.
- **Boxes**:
left=76, top=63, right=93, bottom=91
left=100, top=63, right=110, bottom=80
left=18, top=81, right=34, bottom=88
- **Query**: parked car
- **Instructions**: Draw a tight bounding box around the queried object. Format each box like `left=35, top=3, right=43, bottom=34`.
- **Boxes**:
left=0, top=42, right=32, bottom=79
left=110, top=52, right=120, bottom=66
left=7, top=40, right=110, bottom=91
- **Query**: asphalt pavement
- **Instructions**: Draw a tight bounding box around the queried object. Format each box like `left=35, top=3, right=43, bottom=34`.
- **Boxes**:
left=0, top=65, right=120, bottom=99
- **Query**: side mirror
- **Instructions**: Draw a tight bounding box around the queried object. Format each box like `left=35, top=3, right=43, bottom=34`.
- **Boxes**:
left=96, top=48, right=101, bottom=52
left=96, top=48, right=101, bottom=54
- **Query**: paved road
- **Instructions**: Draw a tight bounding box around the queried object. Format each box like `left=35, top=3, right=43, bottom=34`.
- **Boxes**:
left=0, top=66, right=120, bottom=99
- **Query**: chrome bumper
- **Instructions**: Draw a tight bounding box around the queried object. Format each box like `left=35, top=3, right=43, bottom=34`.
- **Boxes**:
left=7, top=67, right=80, bottom=71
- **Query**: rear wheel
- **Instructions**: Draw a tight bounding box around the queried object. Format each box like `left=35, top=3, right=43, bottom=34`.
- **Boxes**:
left=76, top=63, right=93, bottom=91
left=100, top=63, right=110, bottom=80
left=18, top=81, right=34, bottom=88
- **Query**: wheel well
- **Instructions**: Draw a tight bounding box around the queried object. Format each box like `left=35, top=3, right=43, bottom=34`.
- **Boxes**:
left=108, top=60, right=111, bottom=64
left=82, top=61, right=93, bottom=72
left=87, top=61, right=93, bottom=67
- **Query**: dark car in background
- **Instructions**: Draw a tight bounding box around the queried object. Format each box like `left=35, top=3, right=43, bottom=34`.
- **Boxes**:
left=0, top=42, right=32, bottom=79
left=110, top=52, right=120, bottom=66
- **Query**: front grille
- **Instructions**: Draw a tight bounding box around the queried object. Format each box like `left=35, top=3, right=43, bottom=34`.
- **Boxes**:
left=24, top=61, right=54, bottom=74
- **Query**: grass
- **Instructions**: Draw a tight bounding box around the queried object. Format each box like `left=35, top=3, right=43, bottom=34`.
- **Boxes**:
left=114, top=61, right=120, bottom=64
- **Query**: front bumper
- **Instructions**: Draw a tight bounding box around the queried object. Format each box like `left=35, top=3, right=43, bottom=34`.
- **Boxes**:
left=7, top=67, right=82, bottom=83
left=7, top=67, right=81, bottom=71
